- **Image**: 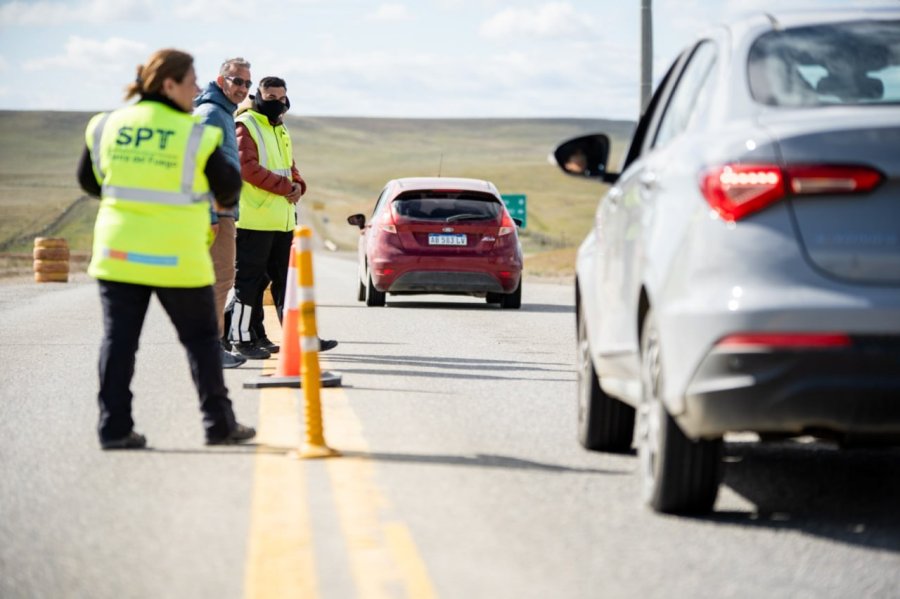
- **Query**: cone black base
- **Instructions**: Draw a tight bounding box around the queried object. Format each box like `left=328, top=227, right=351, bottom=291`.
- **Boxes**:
left=242, top=371, right=343, bottom=389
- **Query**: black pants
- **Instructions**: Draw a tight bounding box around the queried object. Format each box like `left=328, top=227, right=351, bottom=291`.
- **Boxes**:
left=229, top=229, right=292, bottom=343
left=97, top=280, right=237, bottom=442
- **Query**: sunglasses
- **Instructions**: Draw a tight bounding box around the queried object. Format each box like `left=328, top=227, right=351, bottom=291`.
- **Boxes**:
left=225, top=76, right=253, bottom=89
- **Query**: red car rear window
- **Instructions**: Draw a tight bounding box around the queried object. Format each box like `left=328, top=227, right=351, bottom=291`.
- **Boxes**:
left=393, top=192, right=502, bottom=222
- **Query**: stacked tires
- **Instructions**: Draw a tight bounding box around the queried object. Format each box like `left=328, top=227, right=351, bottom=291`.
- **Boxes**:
left=33, top=237, right=69, bottom=283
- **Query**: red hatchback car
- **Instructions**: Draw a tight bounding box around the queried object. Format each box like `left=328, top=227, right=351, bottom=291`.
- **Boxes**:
left=347, top=177, right=523, bottom=308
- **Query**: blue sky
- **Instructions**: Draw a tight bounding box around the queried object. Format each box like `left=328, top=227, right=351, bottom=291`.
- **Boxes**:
left=0, top=0, right=888, bottom=119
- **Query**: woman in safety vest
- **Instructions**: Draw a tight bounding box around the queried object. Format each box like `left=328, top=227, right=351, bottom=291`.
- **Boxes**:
left=76, top=48, right=256, bottom=449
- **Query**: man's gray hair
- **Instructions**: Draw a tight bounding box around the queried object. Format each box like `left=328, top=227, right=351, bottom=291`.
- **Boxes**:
left=219, top=57, right=251, bottom=76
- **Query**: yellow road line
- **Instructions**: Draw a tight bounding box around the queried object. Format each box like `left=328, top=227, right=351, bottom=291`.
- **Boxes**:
left=244, top=385, right=319, bottom=599
left=323, top=387, right=439, bottom=599
left=245, top=307, right=437, bottom=598
left=383, top=523, right=439, bottom=599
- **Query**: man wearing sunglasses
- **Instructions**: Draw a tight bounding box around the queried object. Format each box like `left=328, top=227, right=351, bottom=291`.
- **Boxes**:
left=194, top=57, right=253, bottom=368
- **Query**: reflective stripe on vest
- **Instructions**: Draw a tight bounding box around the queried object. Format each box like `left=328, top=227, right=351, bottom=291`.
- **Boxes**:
left=94, top=121, right=211, bottom=205
left=100, top=185, right=213, bottom=205
left=103, top=248, right=178, bottom=266
left=241, top=116, right=292, bottom=177
left=91, top=113, right=111, bottom=180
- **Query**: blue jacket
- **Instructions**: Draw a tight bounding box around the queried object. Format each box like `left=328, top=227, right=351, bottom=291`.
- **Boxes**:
left=194, top=81, right=240, bottom=222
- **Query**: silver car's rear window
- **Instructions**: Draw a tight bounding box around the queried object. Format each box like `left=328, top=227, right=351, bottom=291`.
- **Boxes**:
left=748, top=19, right=900, bottom=107
left=393, top=192, right=502, bottom=222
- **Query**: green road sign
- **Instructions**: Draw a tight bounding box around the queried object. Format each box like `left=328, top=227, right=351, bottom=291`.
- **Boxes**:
left=501, top=194, right=526, bottom=229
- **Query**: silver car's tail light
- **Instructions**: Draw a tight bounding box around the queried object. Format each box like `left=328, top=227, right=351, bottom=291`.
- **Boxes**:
left=701, top=164, right=784, bottom=222
left=700, top=163, right=884, bottom=222
left=786, top=165, right=883, bottom=195
left=716, top=333, right=852, bottom=349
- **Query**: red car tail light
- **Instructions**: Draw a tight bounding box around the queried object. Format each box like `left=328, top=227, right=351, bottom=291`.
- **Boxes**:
left=716, top=332, right=852, bottom=349
left=498, top=210, right=516, bottom=236
left=381, top=207, right=397, bottom=234
left=700, top=163, right=883, bottom=222
left=700, top=164, right=785, bottom=222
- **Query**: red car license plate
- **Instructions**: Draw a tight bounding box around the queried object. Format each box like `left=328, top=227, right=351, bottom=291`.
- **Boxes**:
left=428, top=233, right=467, bottom=246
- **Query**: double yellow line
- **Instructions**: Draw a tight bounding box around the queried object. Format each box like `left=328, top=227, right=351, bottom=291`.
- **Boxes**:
left=243, top=382, right=438, bottom=599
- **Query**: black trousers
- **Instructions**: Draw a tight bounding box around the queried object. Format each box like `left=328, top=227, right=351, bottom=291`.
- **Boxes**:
left=229, top=229, right=292, bottom=343
left=97, top=280, right=237, bottom=442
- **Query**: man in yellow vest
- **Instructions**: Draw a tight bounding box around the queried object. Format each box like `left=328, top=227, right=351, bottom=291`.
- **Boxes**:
left=76, top=48, right=256, bottom=449
left=229, top=76, right=337, bottom=358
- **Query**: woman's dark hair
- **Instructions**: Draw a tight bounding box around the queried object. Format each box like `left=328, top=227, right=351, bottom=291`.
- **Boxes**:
left=125, top=48, right=194, bottom=101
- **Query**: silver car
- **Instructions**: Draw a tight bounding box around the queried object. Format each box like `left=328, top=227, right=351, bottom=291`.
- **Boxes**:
left=555, top=8, right=900, bottom=514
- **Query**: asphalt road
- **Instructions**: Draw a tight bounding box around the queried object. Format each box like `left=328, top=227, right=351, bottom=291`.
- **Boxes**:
left=1, top=254, right=898, bottom=599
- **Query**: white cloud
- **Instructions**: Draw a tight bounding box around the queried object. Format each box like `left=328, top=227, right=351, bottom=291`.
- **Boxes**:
left=270, top=37, right=637, bottom=119
left=0, top=0, right=154, bottom=25
left=480, top=2, right=594, bottom=41
left=24, top=36, right=148, bottom=72
left=276, top=50, right=439, bottom=88
left=720, top=0, right=875, bottom=16
left=173, top=0, right=254, bottom=20
left=173, top=0, right=322, bottom=21
left=369, top=3, right=412, bottom=21
left=436, top=0, right=506, bottom=9
left=0, top=0, right=323, bottom=25
left=0, top=56, right=8, bottom=72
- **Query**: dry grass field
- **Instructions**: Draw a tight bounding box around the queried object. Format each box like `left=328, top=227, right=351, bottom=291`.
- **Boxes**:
left=0, top=110, right=633, bottom=278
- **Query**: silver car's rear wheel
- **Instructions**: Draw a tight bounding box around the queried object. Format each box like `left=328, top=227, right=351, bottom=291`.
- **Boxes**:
left=577, top=303, right=635, bottom=451
left=638, top=309, right=722, bottom=514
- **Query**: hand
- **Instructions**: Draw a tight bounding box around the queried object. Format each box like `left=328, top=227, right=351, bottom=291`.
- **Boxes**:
left=284, top=182, right=302, bottom=204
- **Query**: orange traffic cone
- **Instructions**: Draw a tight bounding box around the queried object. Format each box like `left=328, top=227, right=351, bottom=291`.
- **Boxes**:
left=274, top=239, right=301, bottom=378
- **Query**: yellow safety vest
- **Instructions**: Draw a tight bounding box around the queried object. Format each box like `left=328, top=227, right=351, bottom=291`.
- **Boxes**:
left=235, top=110, right=296, bottom=232
left=85, top=101, right=223, bottom=287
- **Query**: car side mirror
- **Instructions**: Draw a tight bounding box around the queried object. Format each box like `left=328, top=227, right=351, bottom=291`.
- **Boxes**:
left=552, top=133, right=619, bottom=183
left=347, top=213, right=366, bottom=229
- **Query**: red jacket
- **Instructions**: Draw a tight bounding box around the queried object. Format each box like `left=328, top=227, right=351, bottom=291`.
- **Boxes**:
left=236, top=122, right=307, bottom=196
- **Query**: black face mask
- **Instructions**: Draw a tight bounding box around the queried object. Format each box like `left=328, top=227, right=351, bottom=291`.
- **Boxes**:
left=253, top=94, right=289, bottom=122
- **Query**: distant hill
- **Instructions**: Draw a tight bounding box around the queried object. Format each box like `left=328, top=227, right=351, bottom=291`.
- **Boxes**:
left=0, top=110, right=634, bottom=260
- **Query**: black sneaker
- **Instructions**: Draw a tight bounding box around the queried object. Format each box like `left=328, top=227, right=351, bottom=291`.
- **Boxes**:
left=101, top=430, right=147, bottom=450
left=206, top=423, right=256, bottom=446
left=319, top=338, right=338, bottom=352
left=257, top=336, right=280, bottom=354
left=232, top=341, right=271, bottom=360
